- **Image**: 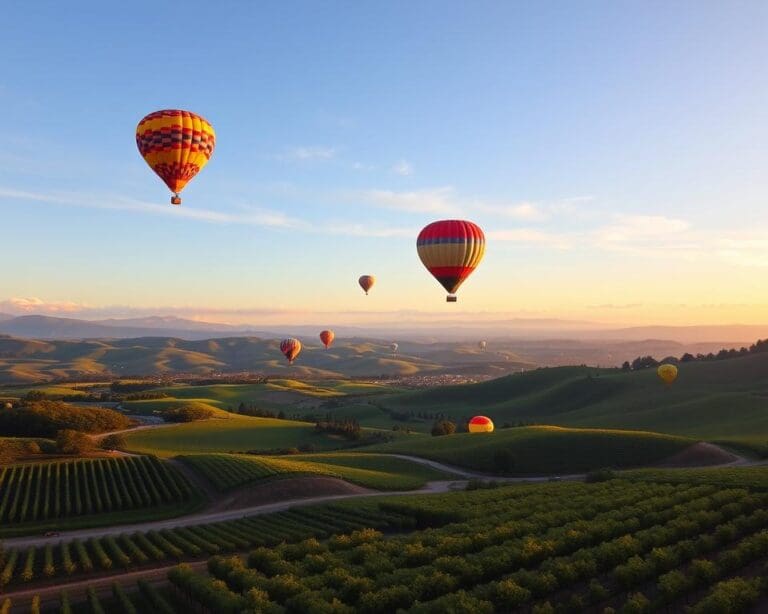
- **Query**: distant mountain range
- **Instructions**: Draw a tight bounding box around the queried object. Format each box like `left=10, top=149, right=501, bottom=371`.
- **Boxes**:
left=0, top=313, right=766, bottom=346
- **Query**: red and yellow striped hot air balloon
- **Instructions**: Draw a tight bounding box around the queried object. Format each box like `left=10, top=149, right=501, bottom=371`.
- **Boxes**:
left=280, top=338, right=302, bottom=364
left=319, top=330, right=335, bottom=350
left=358, top=275, right=375, bottom=295
left=468, top=415, right=494, bottom=433
left=136, top=109, right=216, bottom=205
left=417, top=220, right=485, bottom=302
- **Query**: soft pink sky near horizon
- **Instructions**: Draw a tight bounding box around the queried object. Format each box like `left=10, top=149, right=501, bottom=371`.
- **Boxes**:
left=3, top=296, right=768, bottom=328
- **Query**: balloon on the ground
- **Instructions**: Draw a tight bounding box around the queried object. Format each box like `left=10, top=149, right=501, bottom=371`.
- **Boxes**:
left=417, top=220, right=485, bottom=302
left=358, top=275, right=375, bottom=295
left=280, top=338, right=302, bottom=364
left=136, top=109, right=215, bottom=205
left=468, top=415, right=494, bottom=433
left=319, top=330, right=335, bottom=349
left=657, top=363, right=678, bottom=385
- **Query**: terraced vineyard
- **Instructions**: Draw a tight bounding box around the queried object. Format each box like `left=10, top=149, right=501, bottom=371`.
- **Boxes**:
left=162, top=478, right=768, bottom=612
left=0, top=456, right=195, bottom=527
left=179, top=452, right=448, bottom=491
left=0, top=503, right=408, bottom=589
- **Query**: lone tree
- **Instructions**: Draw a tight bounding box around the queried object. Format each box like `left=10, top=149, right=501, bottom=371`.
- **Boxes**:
left=431, top=420, right=456, bottom=437
left=100, top=433, right=127, bottom=451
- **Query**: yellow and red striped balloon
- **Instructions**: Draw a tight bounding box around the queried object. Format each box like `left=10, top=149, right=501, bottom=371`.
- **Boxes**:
left=417, top=220, right=485, bottom=302
left=280, top=338, right=302, bottom=364
left=468, top=415, right=494, bottom=433
left=136, top=109, right=215, bottom=205
left=319, top=330, right=335, bottom=349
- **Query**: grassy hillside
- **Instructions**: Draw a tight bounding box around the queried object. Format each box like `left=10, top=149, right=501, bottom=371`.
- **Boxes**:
left=179, top=452, right=448, bottom=491
left=123, top=414, right=391, bottom=457
left=364, top=425, right=693, bottom=474
left=381, top=353, right=768, bottom=447
left=0, top=335, right=530, bottom=383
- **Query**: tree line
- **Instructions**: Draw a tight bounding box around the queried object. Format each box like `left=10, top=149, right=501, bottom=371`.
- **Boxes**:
left=622, top=338, right=768, bottom=371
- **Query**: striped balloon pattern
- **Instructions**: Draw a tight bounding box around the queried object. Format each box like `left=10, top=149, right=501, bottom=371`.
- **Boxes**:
left=417, top=220, right=485, bottom=300
left=136, top=109, right=216, bottom=205
left=280, top=338, right=302, bottom=364
left=468, top=415, right=494, bottom=433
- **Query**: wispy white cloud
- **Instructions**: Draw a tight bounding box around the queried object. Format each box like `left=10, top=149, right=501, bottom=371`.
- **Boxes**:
left=477, top=201, right=548, bottom=221
left=0, top=297, right=87, bottom=315
left=276, top=146, right=336, bottom=161
left=359, top=187, right=458, bottom=214
left=391, top=160, right=413, bottom=176
left=487, top=228, right=573, bottom=249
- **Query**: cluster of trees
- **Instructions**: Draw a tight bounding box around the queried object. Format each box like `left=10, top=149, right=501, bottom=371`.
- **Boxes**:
left=164, top=404, right=215, bottom=423
left=0, top=401, right=132, bottom=437
left=236, top=403, right=289, bottom=420
left=431, top=420, right=456, bottom=436
left=623, top=337, right=768, bottom=370
left=314, top=418, right=362, bottom=440
left=123, top=391, right=168, bottom=401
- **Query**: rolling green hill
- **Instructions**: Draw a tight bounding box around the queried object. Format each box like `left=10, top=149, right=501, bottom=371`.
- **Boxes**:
left=122, top=414, right=393, bottom=457
left=380, top=353, right=768, bottom=448
left=364, top=425, right=694, bottom=474
left=179, top=452, right=448, bottom=490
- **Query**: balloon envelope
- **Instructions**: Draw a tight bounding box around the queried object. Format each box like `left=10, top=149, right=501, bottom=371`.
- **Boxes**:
left=657, top=363, right=678, bottom=385
left=280, top=338, right=302, bottom=364
left=417, top=220, right=485, bottom=301
left=479, top=341, right=487, bottom=351
left=136, top=109, right=215, bottom=205
left=390, top=343, right=399, bottom=353
left=358, top=275, right=375, bottom=295
left=319, top=330, right=335, bottom=349
left=468, top=415, right=494, bottom=433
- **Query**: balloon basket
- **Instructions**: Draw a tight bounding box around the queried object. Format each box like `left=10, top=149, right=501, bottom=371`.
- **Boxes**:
left=446, top=295, right=457, bottom=302
left=171, top=195, right=182, bottom=205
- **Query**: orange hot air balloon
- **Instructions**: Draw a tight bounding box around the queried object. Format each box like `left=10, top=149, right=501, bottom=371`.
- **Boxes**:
left=136, top=109, right=216, bottom=205
left=280, top=338, right=302, bottom=364
left=417, top=220, right=485, bottom=302
left=468, top=415, right=494, bottom=433
left=358, top=275, right=375, bottom=295
left=320, top=330, right=335, bottom=349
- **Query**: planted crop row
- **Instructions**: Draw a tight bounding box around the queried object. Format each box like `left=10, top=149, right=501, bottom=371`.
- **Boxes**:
left=0, top=456, right=195, bottom=523
left=168, top=479, right=768, bottom=613
left=0, top=502, right=405, bottom=587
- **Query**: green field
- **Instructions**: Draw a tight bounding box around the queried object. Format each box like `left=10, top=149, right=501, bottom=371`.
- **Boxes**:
left=380, top=353, right=768, bottom=448
left=364, top=425, right=694, bottom=474
left=179, top=452, right=448, bottom=491
left=0, top=456, right=200, bottom=537
left=123, top=414, right=389, bottom=457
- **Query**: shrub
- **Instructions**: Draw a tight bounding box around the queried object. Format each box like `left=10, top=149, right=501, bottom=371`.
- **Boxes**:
left=587, top=468, right=617, bottom=483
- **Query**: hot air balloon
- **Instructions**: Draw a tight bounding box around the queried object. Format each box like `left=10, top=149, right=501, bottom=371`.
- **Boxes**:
left=657, top=363, right=678, bottom=385
left=136, top=109, right=216, bottom=205
left=280, top=338, right=302, bottom=364
left=359, top=275, right=375, bottom=295
left=390, top=342, right=399, bottom=355
left=320, top=330, right=335, bottom=350
left=468, top=415, right=494, bottom=433
left=417, top=220, right=485, bottom=302
left=479, top=340, right=487, bottom=352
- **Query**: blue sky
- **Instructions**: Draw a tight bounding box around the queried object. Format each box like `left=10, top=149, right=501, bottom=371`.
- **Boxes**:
left=2, top=1, right=768, bottom=325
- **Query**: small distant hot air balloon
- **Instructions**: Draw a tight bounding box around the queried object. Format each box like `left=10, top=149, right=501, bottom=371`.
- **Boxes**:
left=390, top=342, right=399, bottom=356
left=359, top=275, right=375, bottom=295
left=657, top=363, right=678, bottom=386
left=319, top=330, right=335, bottom=350
left=479, top=340, right=487, bottom=352
left=468, top=415, right=494, bottom=433
left=136, top=109, right=216, bottom=205
left=280, top=338, right=302, bottom=364
left=417, top=220, right=485, bottom=302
